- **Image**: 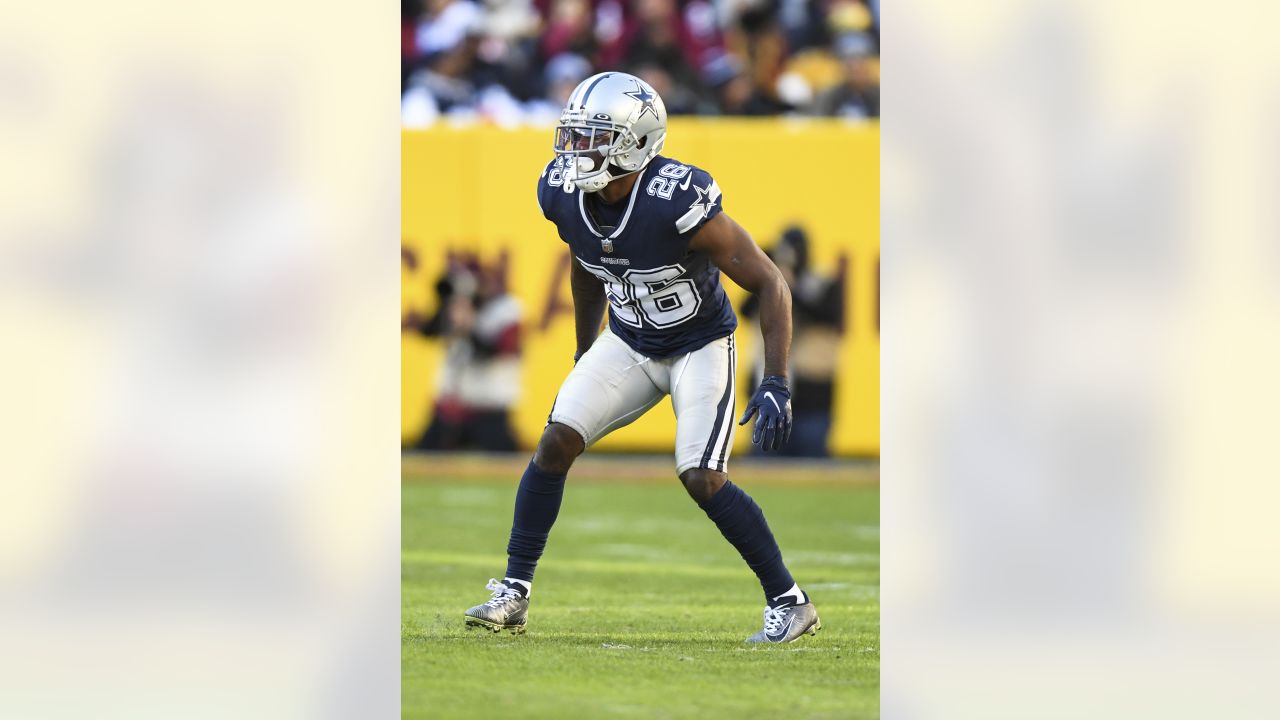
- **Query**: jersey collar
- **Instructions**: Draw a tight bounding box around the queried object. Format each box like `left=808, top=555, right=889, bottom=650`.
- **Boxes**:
left=577, top=163, right=648, bottom=242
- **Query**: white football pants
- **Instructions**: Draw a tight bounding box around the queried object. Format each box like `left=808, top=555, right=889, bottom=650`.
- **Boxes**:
left=548, top=328, right=737, bottom=475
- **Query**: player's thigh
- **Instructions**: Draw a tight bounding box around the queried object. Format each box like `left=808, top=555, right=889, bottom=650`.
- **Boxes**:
left=670, top=333, right=737, bottom=475
left=549, top=330, right=664, bottom=447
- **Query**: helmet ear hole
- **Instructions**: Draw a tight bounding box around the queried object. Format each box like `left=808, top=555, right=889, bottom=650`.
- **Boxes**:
left=637, top=135, right=648, bottom=149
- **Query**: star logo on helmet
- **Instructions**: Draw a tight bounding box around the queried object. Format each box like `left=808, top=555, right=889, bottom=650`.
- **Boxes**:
left=625, top=83, right=659, bottom=121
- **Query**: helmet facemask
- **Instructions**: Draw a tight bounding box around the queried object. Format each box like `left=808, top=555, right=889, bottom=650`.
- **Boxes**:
left=554, top=114, right=640, bottom=193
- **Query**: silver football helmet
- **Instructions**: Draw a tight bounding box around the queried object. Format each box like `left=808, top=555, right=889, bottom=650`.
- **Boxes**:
left=554, top=72, right=668, bottom=193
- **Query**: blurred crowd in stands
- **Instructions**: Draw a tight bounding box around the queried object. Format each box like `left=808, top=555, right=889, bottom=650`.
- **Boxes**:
left=402, top=0, right=879, bottom=126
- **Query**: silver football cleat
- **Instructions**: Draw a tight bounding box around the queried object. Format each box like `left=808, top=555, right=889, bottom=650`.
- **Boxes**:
left=745, top=602, right=821, bottom=644
left=464, top=579, right=529, bottom=634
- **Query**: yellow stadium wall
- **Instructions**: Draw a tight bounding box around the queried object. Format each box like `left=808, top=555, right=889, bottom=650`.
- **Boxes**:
left=402, top=120, right=879, bottom=456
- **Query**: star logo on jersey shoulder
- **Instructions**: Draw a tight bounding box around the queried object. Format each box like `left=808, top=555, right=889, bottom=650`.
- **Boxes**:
left=625, top=83, right=659, bottom=122
left=688, top=182, right=715, bottom=219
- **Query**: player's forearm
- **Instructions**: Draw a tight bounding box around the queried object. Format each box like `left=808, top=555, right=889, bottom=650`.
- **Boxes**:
left=570, top=272, right=607, bottom=355
left=756, top=273, right=793, bottom=378
left=573, top=298, right=606, bottom=353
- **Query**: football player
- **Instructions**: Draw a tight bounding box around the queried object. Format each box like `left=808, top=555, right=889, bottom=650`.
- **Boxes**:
left=465, top=72, right=820, bottom=643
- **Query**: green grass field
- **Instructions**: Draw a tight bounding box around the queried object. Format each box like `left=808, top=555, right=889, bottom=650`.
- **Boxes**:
left=403, top=455, right=879, bottom=719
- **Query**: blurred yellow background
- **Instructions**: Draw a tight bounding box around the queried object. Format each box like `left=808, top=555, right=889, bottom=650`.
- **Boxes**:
left=402, top=120, right=879, bottom=455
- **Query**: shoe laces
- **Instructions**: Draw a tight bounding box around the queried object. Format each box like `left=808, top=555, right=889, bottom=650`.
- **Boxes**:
left=763, top=605, right=790, bottom=634
left=483, top=578, right=522, bottom=608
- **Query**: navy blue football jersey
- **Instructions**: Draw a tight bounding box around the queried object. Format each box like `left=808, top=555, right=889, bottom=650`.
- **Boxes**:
left=537, top=154, right=738, bottom=359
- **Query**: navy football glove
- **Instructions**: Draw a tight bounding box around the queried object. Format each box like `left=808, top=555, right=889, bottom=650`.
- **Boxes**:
left=738, top=375, right=792, bottom=451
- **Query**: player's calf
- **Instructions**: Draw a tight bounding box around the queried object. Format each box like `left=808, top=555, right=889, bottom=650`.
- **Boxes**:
left=501, top=424, right=583, bottom=591
left=686, top=471, right=796, bottom=598
left=475, top=422, right=585, bottom=633
left=684, top=469, right=819, bottom=640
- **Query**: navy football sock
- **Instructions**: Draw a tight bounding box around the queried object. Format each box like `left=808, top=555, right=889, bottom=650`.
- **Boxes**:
left=504, top=461, right=567, bottom=582
left=699, top=480, right=797, bottom=603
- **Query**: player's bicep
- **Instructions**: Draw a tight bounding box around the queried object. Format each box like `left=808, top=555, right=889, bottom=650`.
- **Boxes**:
left=689, top=212, right=779, bottom=293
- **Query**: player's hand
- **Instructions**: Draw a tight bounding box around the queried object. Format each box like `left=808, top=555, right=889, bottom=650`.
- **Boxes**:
left=738, top=375, right=792, bottom=451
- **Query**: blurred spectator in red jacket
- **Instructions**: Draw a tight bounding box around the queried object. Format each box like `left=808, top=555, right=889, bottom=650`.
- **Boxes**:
left=603, top=0, right=722, bottom=79
left=405, top=253, right=524, bottom=452
left=540, top=0, right=598, bottom=62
